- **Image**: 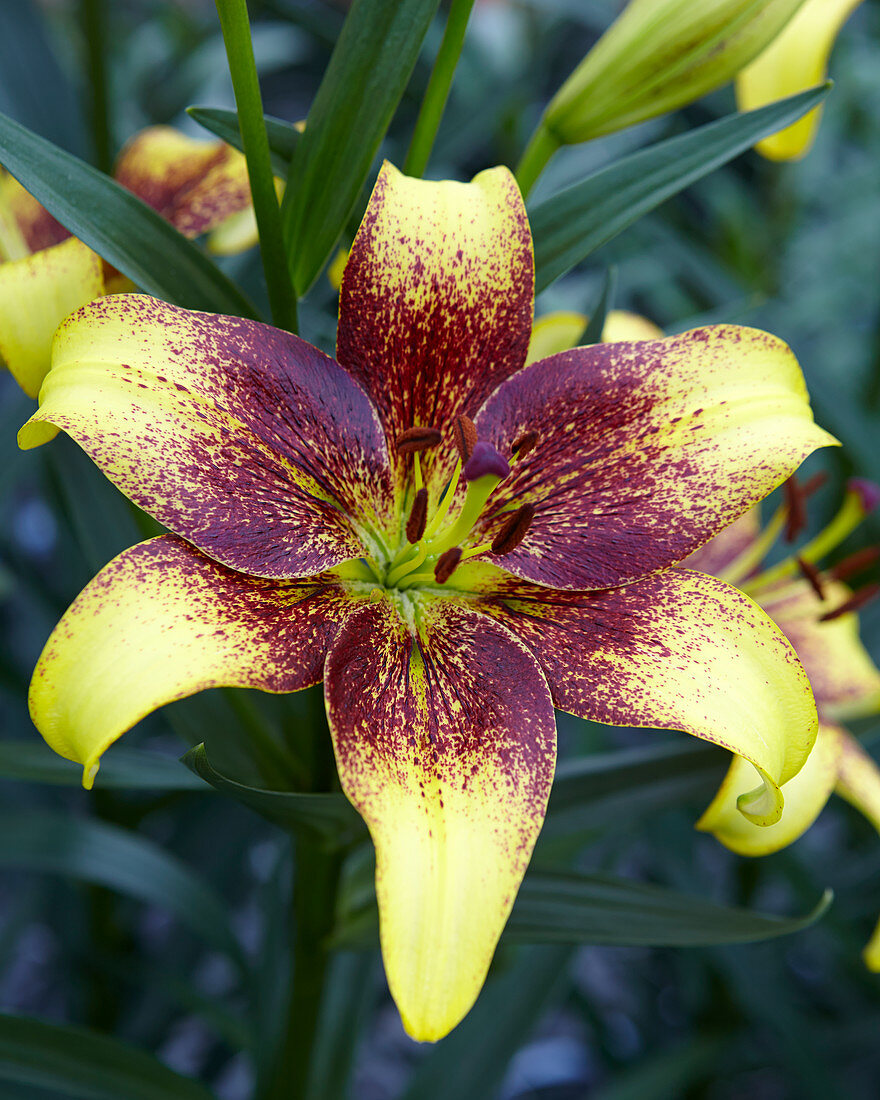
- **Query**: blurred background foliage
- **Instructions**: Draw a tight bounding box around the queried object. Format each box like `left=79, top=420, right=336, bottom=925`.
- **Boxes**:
left=1, top=0, right=880, bottom=1097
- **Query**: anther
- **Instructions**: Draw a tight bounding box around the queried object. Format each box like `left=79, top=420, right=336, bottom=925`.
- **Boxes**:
left=463, top=440, right=510, bottom=482
left=452, top=416, right=477, bottom=462
left=801, top=471, right=828, bottom=498
left=511, top=430, right=538, bottom=458
left=491, top=503, right=537, bottom=555
left=396, top=426, right=442, bottom=454
left=434, top=547, right=462, bottom=584
left=797, top=556, right=825, bottom=600
left=831, top=546, right=880, bottom=582
left=818, top=582, right=880, bottom=622
left=406, top=487, right=428, bottom=543
left=783, top=476, right=807, bottom=543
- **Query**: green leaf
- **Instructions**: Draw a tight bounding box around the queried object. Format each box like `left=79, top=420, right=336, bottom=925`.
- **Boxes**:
left=187, top=105, right=301, bottom=179
left=331, top=865, right=832, bottom=949
left=0, top=1013, right=215, bottom=1100
left=543, top=738, right=726, bottom=839
left=399, top=946, right=571, bottom=1100
left=282, top=0, right=441, bottom=294
left=0, top=811, right=243, bottom=966
left=530, top=84, right=831, bottom=293
left=0, top=739, right=204, bottom=789
left=507, top=873, right=833, bottom=946
left=182, top=743, right=365, bottom=847
left=589, top=1036, right=727, bottom=1100
left=0, top=109, right=258, bottom=317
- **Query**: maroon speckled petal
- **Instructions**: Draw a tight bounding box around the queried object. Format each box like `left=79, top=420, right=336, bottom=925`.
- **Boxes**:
left=471, top=327, right=835, bottom=590
left=463, top=565, right=817, bottom=821
left=337, top=163, right=533, bottom=492
left=30, top=534, right=367, bottom=784
left=682, top=508, right=762, bottom=577
left=324, top=594, right=555, bottom=1040
left=20, top=295, right=395, bottom=579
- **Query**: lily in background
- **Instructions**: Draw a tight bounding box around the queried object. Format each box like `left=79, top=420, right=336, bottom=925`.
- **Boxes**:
left=0, top=125, right=256, bottom=397
left=736, top=0, right=866, bottom=160
left=694, top=478, right=880, bottom=967
left=19, top=163, right=835, bottom=1040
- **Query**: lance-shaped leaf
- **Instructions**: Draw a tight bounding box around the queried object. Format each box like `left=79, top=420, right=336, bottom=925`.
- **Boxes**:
left=529, top=85, right=830, bottom=293
left=183, top=742, right=364, bottom=847
left=0, top=109, right=257, bottom=316
left=282, top=0, right=440, bottom=294
left=187, top=105, right=301, bottom=179
left=0, top=810, right=243, bottom=965
left=0, top=1013, right=215, bottom=1100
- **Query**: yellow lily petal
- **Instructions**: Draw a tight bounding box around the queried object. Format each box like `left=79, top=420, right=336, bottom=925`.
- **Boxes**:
left=327, top=247, right=349, bottom=292
left=526, top=309, right=664, bottom=365
left=0, top=236, right=103, bottom=398
left=30, top=535, right=363, bottom=788
left=698, top=720, right=844, bottom=853
left=758, top=577, right=880, bottom=721
left=207, top=177, right=285, bottom=256
left=736, top=0, right=865, bottom=160
left=0, top=169, right=70, bottom=260
left=325, top=596, right=555, bottom=1041
left=114, top=125, right=253, bottom=243
left=835, top=733, right=880, bottom=970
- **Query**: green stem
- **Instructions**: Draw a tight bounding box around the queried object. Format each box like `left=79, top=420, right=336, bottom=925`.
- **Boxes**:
left=514, top=123, right=560, bottom=200
left=215, top=0, right=298, bottom=332
left=403, top=0, right=476, bottom=178
left=266, top=838, right=342, bottom=1100
left=80, top=0, right=113, bottom=174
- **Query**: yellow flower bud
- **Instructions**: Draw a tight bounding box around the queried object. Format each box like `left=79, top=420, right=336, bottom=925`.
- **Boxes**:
left=543, top=0, right=807, bottom=145
left=736, top=0, right=864, bottom=161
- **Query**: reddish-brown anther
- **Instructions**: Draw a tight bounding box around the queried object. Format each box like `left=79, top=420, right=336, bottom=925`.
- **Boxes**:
left=434, top=547, right=462, bottom=584
left=511, top=430, right=538, bottom=458
left=784, top=475, right=807, bottom=543
left=492, top=503, right=537, bottom=555
left=396, top=426, right=443, bottom=454
left=406, top=488, right=428, bottom=543
left=800, top=471, right=829, bottom=498
left=831, top=546, right=880, bottom=582
left=819, top=582, right=880, bottom=622
left=452, top=416, right=477, bottom=462
left=797, top=556, right=825, bottom=600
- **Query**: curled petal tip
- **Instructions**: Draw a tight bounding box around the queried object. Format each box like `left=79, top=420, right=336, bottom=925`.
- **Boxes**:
left=736, top=776, right=784, bottom=826
left=463, top=441, right=509, bottom=482
left=849, top=478, right=880, bottom=514
left=83, top=760, right=99, bottom=791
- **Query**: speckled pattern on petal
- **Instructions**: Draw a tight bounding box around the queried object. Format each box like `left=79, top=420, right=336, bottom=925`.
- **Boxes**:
left=325, top=594, right=555, bottom=1041
left=20, top=296, right=395, bottom=578
left=471, top=326, right=836, bottom=590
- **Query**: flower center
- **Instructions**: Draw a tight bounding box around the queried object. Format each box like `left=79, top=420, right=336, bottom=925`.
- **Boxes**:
left=382, top=416, right=536, bottom=590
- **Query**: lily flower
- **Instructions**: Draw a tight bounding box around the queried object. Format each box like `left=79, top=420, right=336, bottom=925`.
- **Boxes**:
left=0, top=126, right=256, bottom=397
left=736, top=0, right=865, bottom=161
left=19, top=162, right=836, bottom=1040
left=692, top=479, right=880, bottom=966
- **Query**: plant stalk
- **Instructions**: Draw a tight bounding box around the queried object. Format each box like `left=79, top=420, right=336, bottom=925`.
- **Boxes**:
left=514, top=123, right=560, bottom=199
left=404, top=0, right=476, bottom=178
left=215, top=0, right=298, bottom=332
left=80, top=0, right=113, bottom=174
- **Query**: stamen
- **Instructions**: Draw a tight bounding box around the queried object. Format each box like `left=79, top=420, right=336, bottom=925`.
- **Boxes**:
left=452, top=416, right=477, bottom=462
left=784, top=476, right=807, bottom=543
left=831, top=546, right=880, bottom=582
left=797, top=556, right=825, bottom=600
left=396, top=426, right=442, bottom=454
left=818, top=583, right=880, bottom=623
left=491, top=502, right=536, bottom=555
left=801, top=471, right=829, bottom=497
left=434, top=547, right=462, bottom=584
left=511, top=430, right=538, bottom=458
left=406, top=488, right=428, bottom=543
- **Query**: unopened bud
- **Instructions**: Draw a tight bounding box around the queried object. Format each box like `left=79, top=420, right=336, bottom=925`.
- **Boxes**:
left=542, top=0, right=804, bottom=145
